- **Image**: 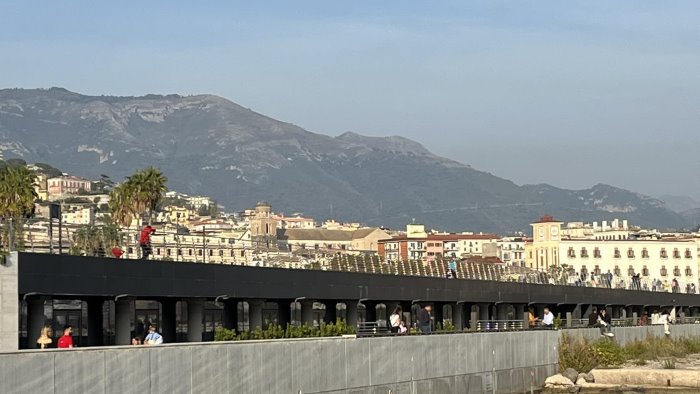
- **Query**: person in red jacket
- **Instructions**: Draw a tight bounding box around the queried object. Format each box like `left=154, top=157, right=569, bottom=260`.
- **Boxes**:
left=139, top=225, right=156, bottom=260
left=57, top=325, right=74, bottom=349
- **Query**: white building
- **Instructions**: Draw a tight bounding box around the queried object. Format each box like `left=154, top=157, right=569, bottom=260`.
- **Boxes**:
left=529, top=216, right=699, bottom=292
left=497, top=237, right=526, bottom=266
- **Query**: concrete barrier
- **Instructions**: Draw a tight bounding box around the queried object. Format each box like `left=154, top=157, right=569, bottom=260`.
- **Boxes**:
left=1, top=325, right=699, bottom=394
left=0, top=330, right=559, bottom=394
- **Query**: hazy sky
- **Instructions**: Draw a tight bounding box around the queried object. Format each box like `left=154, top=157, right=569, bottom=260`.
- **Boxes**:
left=2, top=1, right=699, bottom=199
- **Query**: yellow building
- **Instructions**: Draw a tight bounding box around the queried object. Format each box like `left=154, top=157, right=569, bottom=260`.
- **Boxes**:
left=529, top=215, right=562, bottom=271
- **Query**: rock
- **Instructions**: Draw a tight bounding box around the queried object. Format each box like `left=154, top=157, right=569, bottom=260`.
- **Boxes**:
left=562, top=368, right=579, bottom=384
left=545, top=374, right=575, bottom=387
left=578, top=372, right=594, bottom=383
left=575, top=377, right=586, bottom=385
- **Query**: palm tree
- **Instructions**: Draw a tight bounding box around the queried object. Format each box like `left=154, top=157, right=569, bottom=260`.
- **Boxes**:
left=109, top=167, right=167, bottom=227
left=131, top=166, right=168, bottom=225
left=0, top=166, right=38, bottom=250
left=108, top=183, right=135, bottom=227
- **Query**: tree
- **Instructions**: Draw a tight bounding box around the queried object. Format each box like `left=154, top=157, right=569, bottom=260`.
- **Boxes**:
left=108, top=167, right=168, bottom=226
left=0, top=166, right=38, bottom=250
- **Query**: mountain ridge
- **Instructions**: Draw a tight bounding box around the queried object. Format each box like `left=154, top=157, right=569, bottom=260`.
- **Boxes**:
left=0, top=87, right=689, bottom=232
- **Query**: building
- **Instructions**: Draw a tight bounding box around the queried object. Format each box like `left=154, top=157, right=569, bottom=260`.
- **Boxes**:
left=250, top=201, right=278, bottom=250
left=274, top=214, right=315, bottom=229
left=528, top=215, right=699, bottom=290
left=61, top=206, right=95, bottom=225
left=186, top=196, right=215, bottom=210
left=377, top=224, right=500, bottom=262
left=33, top=173, right=49, bottom=201
left=276, top=227, right=390, bottom=253
left=497, top=237, right=527, bottom=266
left=47, top=176, right=92, bottom=197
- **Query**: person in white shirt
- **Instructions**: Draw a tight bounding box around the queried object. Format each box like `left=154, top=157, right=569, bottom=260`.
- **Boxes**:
left=541, top=307, right=554, bottom=328
left=144, top=324, right=163, bottom=345
left=389, top=306, right=403, bottom=334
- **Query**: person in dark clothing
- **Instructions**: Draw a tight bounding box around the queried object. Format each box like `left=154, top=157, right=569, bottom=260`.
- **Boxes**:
left=587, top=308, right=598, bottom=327
left=417, top=305, right=433, bottom=334
left=139, top=225, right=156, bottom=260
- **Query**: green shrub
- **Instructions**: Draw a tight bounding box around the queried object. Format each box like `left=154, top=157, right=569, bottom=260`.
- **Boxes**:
left=661, top=358, right=676, bottom=369
left=591, top=339, right=625, bottom=368
left=558, top=334, right=599, bottom=373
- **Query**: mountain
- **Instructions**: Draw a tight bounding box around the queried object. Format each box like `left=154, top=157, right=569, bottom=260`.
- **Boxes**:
left=0, top=87, right=690, bottom=232
left=659, top=194, right=700, bottom=214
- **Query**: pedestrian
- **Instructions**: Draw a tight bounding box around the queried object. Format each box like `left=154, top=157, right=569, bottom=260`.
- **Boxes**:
left=587, top=307, right=598, bottom=327
left=448, top=260, right=457, bottom=279
left=389, top=306, right=403, bottom=334
left=639, top=311, right=649, bottom=326
left=417, top=305, right=433, bottom=334
left=36, top=325, right=53, bottom=349
left=139, top=225, right=156, bottom=260
left=659, top=309, right=671, bottom=336
left=541, top=307, right=554, bottom=328
left=57, top=325, right=74, bottom=348
left=144, top=324, right=163, bottom=345
left=528, top=307, right=538, bottom=328
left=131, top=337, right=142, bottom=346
left=598, top=309, right=614, bottom=337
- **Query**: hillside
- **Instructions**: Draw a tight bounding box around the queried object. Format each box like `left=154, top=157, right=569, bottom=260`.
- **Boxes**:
left=0, top=87, right=689, bottom=232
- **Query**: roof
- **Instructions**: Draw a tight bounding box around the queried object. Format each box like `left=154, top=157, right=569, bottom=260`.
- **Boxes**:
left=278, top=228, right=384, bottom=242
left=533, top=215, right=562, bottom=224
left=379, top=233, right=500, bottom=243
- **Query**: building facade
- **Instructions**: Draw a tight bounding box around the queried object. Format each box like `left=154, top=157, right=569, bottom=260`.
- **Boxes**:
left=47, top=176, right=92, bottom=197
left=528, top=216, right=700, bottom=290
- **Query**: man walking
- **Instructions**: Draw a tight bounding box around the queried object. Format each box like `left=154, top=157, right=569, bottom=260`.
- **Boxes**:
left=417, top=305, right=433, bottom=334
left=139, top=225, right=156, bottom=260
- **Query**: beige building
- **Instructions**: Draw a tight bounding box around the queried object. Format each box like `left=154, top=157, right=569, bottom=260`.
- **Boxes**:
left=277, top=227, right=390, bottom=253
left=528, top=216, right=699, bottom=291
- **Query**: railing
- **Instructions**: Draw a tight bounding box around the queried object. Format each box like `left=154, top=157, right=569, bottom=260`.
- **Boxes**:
left=7, top=221, right=699, bottom=295
left=476, top=320, right=525, bottom=332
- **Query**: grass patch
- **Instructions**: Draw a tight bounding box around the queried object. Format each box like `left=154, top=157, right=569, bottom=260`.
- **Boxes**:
left=559, top=334, right=700, bottom=372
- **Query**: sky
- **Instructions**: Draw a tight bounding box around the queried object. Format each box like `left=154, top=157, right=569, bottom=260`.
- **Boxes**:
left=1, top=1, right=699, bottom=200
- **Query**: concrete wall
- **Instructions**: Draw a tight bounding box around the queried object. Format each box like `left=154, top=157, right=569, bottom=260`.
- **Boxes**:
left=1, top=325, right=700, bottom=394
left=0, top=331, right=558, bottom=394
left=0, top=252, right=18, bottom=352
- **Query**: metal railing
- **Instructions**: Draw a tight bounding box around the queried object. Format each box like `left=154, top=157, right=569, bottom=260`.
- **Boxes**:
left=6, top=220, right=699, bottom=295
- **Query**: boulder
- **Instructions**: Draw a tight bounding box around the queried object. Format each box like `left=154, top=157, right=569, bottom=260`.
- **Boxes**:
left=578, top=372, right=594, bottom=383
left=575, top=377, right=586, bottom=385
left=545, top=374, right=575, bottom=387
left=562, top=368, right=579, bottom=384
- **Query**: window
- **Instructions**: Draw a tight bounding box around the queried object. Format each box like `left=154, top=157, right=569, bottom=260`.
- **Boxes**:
left=594, top=265, right=601, bottom=275
left=660, top=248, right=668, bottom=258
left=613, top=265, right=621, bottom=276
left=686, top=249, right=693, bottom=259
left=627, top=265, right=635, bottom=276
left=674, top=266, right=681, bottom=276
left=594, top=248, right=601, bottom=258
left=660, top=266, right=667, bottom=277
left=642, top=248, right=649, bottom=258
left=642, top=266, right=649, bottom=276
left=581, top=265, right=588, bottom=276
left=581, top=248, right=589, bottom=258
left=614, top=248, right=621, bottom=258
left=685, top=266, right=693, bottom=276
left=673, top=249, right=681, bottom=259
left=177, top=249, right=182, bottom=256
left=567, top=247, right=576, bottom=258
left=627, top=248, right=635, bottom=258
